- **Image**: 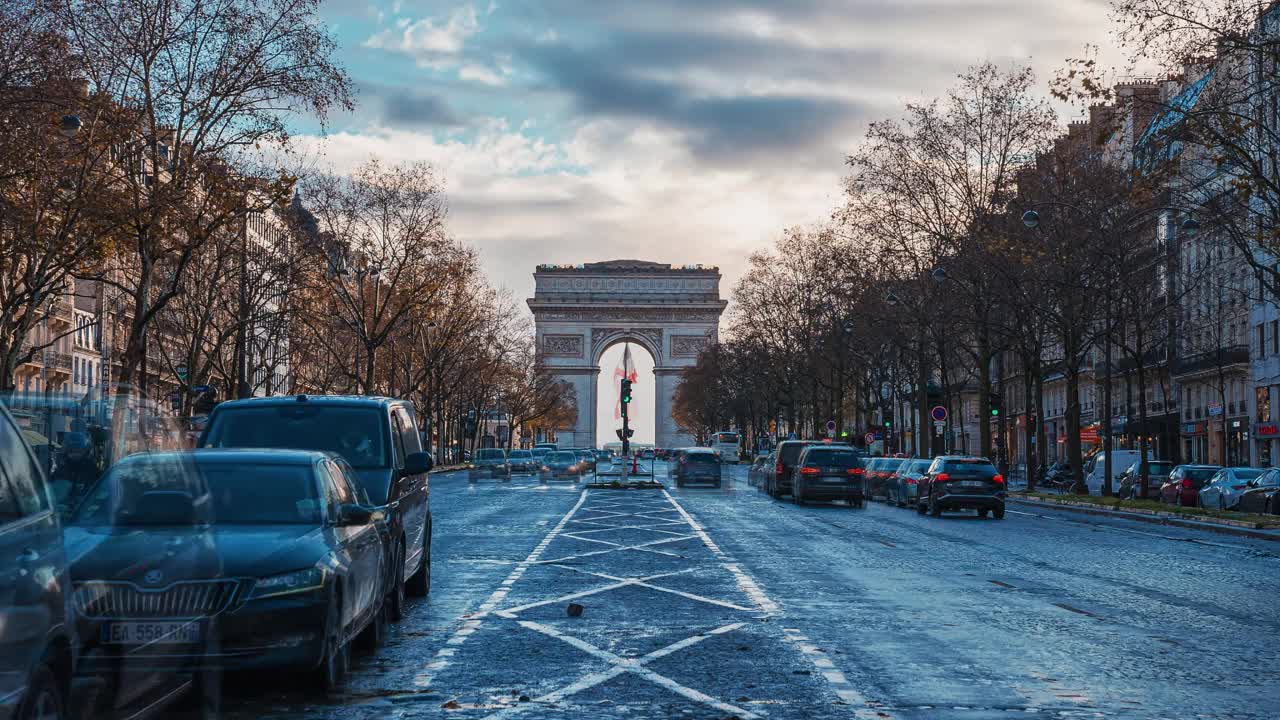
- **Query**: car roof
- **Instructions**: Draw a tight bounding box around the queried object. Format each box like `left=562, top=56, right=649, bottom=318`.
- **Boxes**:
left=118, top=448, right=329, bottom=465
left=212, top=394, right=408, bottom=410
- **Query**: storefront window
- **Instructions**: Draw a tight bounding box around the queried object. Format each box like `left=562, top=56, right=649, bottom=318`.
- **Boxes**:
left=1260, top=386, right=1273, bottom=423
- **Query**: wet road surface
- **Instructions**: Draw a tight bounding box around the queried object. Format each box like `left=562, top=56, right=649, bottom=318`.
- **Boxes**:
left=222, top=463, right=1280, bottom=719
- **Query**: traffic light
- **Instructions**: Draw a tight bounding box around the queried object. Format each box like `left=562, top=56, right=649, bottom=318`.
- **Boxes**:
left=621, top=378, right=633, bottom=404
left=990, top=391, right=1002, bottom=417
left=884, top=407, right=894, bottom=429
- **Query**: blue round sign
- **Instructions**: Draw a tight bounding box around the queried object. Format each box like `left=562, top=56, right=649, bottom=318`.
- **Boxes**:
left=930, top=405, right=948, bottom=422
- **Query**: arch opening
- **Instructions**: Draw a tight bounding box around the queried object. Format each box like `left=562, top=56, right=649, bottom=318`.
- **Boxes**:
left=595, top=340, right=656, bottom=450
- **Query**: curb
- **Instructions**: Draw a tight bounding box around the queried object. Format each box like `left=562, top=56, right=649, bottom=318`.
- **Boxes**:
left=1008, top=497, right=1280, bottom=542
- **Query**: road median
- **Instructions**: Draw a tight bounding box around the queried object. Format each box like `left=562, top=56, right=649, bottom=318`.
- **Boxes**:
left=1008, top=492, right=1280, bottom=542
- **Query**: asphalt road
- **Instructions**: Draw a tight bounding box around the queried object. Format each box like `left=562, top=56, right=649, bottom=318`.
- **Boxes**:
left=221, top=463, right=1280, bottom=719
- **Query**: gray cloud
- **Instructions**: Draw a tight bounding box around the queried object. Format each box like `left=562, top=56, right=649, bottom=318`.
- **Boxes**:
left=358, top=82, right=467, bottom=128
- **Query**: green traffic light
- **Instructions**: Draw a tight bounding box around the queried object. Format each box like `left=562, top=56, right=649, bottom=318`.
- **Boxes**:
left=991, top=409, right=999, bottom=416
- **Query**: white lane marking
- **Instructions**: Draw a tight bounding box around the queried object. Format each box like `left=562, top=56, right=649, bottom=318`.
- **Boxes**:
left=413, top=489, right=589, bottom=689
left=665, top=490, right=892, bottom=717
left=662, top=490, right=780, bottom=615
left=481, top=621, right=759, bottom=720
left=783, top=628, right=889, bottom=719
left=529, top=534, right=700, bottom=565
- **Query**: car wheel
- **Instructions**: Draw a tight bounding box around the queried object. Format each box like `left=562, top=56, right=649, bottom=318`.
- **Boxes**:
left=18, top=660, right=64, bottom=720
left=317, top=595, right=350, bottom=697
left=993, top=505, right=1006, bottom=520
left=406, top=523, right=431, bottom=597
left=916, top=500, right=927, bottom=515
left=387, top=542, right=406, bottom=621
left=977, top=508, right=989, bottom=518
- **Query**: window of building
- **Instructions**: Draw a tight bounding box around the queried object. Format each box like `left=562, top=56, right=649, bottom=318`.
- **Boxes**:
left=1259, top=387, right=1271, bottom=423
left=1259, top=324, right=1267, bottom=358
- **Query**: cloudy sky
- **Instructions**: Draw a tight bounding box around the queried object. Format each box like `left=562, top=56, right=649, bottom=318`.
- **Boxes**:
left=304, top=0, right=1121, bottom=304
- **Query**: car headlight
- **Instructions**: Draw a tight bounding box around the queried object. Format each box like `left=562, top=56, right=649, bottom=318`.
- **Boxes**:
left=250, top=567, right=329, bottom=600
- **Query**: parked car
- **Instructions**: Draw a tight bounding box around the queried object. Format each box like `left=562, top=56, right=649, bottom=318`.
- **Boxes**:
left=470, top=448, right=511, bottom=482
left=1158, top=465, right=1222, bottom=506
left=747, top=454, right=772, bottom=487
left=540, top=451, right=582, bottom=481
left=1199, top=467, right=1267, bottom=510
left=671, top=448, right=723, bottom=487
left=864, top=457, right=906, bottom=499
left=199, top=394, right=434, bottom=614
left=791, top=445, right=866, bottom=506
left=1236, top=469, right=1280, bottom=514
left=884, top=458, right=932, bottom=507
left=507, top=449, right=538, bottom=475
left=764, top=440, right=816, bottom=498
left=0, top=401, right=76, bottom=720
left=65, top=449, right=388, bottom=704
left=1084, top=449, right=1151, bottom=494
left=1115, top=459, right=1175, bottom=499
left=917, top=456, right=1006, bottom=518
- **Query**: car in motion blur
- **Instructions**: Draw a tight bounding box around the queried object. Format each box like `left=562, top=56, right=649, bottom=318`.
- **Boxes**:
left=864, top=457, right=906, bottom=499
left=1199, top=467, right=1266, bottom=510
left=791, top=445, right=866, bottom=506
left=670, top=447, right=723, bottom=488
left=0, top=401, right=75, bottom=720
left=199, top=394, right=434, bottom=611
left=507, top=449, right=539, bottom=475
left=764, top=440, right=816, bottom=499
left=917, top=456, right=1006, bottom=519
left=540, top=450, right=582, bottom=481
left=470, top=448, right=512, bottom=482
left=64, top=448, right=390, bottom=707
left=884, top=458, right=931, bottom=507
left=573, top=449, right=597, bottom=474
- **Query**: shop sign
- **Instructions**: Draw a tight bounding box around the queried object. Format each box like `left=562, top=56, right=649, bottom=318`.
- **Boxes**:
left=1230, top=419, right=1243, bottom=429
left=1254, top=422, right=1280, bottom=438
left=1080, top=425, right=1100, bottom=443
left=1208, top=402, right=1224, bottom=416
left=1182, top=422, right=1205, bottom=435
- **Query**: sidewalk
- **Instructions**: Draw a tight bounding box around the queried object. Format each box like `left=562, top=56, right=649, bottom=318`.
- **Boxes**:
left=1008, top=493, right=1280, bottom=542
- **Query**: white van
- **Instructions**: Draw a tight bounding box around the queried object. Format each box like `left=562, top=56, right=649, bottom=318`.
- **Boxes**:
left=1084, top=449, right=1152, bottom=494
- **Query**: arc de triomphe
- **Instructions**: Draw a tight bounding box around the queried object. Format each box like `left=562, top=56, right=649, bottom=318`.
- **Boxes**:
left=527, top=260, right=727, bottom=449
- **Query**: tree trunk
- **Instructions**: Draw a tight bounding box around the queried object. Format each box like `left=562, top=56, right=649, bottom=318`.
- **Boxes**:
left=1065, top=361, right=1085, bottom=494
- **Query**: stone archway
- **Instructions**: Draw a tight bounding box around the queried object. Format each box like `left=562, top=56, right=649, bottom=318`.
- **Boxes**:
left=528, top=260, right=727, bottom=449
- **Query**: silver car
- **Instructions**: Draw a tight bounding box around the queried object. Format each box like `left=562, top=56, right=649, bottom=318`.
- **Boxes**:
left=470, top=448, right=511, bottom=481
left=1199, top=467, right=1267, bottom=510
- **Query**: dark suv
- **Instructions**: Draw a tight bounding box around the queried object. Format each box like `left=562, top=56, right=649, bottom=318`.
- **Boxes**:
left=792, top=445, right=866, bottom=506
left=764, top=440, right=816, bottom=498
left=671, top=448, right=722, bottom=488
left=917, top=456, right=1006, bottom=518
left=0, top=402, right=75, bottom=720
left=199, top=395, right=434, bottom=618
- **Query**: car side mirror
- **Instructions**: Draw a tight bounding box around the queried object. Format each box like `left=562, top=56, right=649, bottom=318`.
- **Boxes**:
left=338, top=503, right=383, bottom=526
left=402, top=451, right=433, bottom=476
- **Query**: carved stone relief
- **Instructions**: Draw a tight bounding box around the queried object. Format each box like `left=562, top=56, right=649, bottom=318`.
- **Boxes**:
left=670, top=334, right=711, bottom=358
left=542, top=334, right=584, bottom=358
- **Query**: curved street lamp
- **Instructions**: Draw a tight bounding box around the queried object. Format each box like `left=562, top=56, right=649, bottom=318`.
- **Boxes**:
left=1021, top=209, right=1040, bottom=229
left=60, top=114, right=82, bottom=138
left=884, top=291, right=901, bottom=307
left=930, top=266, right=948, bottom=284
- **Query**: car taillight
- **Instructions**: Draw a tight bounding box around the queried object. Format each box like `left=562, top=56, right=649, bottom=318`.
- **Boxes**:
left=848, top=467, right=865, bottom=475
left=904, top=478, right=917, bottom=485
left=992, top=474, right=1004, bottom=485
left=776, top=463, right=784, bottom=475
left=1181, top=479, right=1193, bottom=489
left=800, top=467, right=820, bottom=476
left=934, top=473, right=950, bottom=483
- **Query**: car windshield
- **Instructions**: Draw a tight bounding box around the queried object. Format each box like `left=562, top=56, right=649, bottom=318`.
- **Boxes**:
left=70, top=456, right=321, bottom=526
left=686, top=452, right=719, bottom=464
left=1231, top=468, right=1264, bottom=480
left=1185, top=467, right=1220, bottom=481
left=1148, top=462, right=1174, bottom=474
left=202, top=405, right=389, bottom=469
left=510, top=450, right=533, bottom=459
left=548, top=451, right=576, bottom=463
left=778, top=443, right=812, bottom=465
left=908, top=460, right=932, bottom=473
left=477, top=449, right=505, bottom=460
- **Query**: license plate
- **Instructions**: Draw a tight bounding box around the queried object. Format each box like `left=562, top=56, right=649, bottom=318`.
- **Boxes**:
left=959, top=481, right=986, bottom=488
left=102, top=621, right=202, bottom=644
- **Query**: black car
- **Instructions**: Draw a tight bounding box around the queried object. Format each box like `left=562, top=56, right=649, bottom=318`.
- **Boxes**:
left=671, top=448, right=722, bottom=487
left=764, top=440, right=816, bottom=498
left=507, top=449, right=538, bottom=474
left=917, top=456, right=1006, bottom=518
left=0, top=402, right=76, bottom=720
left=64, top=449, right=387, bottom=705
left=1236, top=468, right=1280, bottom=514
left=791, top=445, right=866, bottom=506
left=199, top=395, right=433, bottom=619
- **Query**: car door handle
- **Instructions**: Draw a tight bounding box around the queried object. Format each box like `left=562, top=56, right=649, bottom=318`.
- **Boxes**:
left=16, top=548, right=38, bottom=563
